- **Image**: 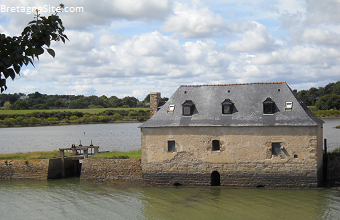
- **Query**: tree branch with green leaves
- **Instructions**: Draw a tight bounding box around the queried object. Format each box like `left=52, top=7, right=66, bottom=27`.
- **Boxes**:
left=0, top=4, right=68, bottom=93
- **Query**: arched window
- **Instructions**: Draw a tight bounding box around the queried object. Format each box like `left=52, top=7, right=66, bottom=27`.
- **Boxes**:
left=211, top=171, right=220, bottom=186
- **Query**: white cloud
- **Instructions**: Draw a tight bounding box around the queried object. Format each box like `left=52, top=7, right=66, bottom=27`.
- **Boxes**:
left=301, top=28, right=340, bottom=45
left=162, top=1, right=230, bottom=38
left=1, top=0, right=340, bottom=98
left=305, top=0, right=340, bottom=26
left=226, top=21, right=276, bottom=52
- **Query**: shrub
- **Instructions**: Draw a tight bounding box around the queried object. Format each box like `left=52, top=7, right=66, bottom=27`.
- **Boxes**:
left=46, top=117, right=59, bottom=122
left=69, top=115, right=79, bottom=121
left=30, top=116, right=41, bottom=124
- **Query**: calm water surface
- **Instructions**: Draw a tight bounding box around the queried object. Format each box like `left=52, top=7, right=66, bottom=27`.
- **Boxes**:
left=0, top=122, right=340, bottom=219
left=0, top=123, right=142, bottom=154
left=1, top=178, right=340, bottom=220
left=0, top=119, right=339, bottom=154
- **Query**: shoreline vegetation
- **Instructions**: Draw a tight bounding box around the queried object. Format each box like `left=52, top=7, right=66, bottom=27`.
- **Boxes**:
left=0, top=107, right=339, bottom=128
left=0, top=108, right=150, bottom=128
left=0, top=150, right=142, bottom=160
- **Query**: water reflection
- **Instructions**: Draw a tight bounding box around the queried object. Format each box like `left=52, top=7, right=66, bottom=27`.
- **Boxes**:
left=1, top=179, right=339, bottom=219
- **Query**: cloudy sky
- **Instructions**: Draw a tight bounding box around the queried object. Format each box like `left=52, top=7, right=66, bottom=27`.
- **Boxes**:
left=1, top=0, right=339, bottom=99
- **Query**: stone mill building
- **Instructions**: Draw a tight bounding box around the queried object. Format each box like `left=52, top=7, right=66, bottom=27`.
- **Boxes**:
left=139, top=82, right=324, bottom=187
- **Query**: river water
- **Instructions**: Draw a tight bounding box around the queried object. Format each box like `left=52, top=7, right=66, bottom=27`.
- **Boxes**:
left=1, top=178, right=340, bottom=219
left=0, top=123, right=143, bottom=154
left=0, top=119, right=340, bottom=154
left=1, top=120, right=340, bottom=219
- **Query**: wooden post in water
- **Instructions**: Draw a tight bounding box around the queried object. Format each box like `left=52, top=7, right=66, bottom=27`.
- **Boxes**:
left=323, top=139, right=328, bottom=185
left=60, top=149, right=65, bottom=178
left=94, top=146, right=99, bottom=154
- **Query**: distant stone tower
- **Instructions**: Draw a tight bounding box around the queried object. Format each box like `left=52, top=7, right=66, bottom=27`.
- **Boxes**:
left=150, top=92, right=161, bottom=117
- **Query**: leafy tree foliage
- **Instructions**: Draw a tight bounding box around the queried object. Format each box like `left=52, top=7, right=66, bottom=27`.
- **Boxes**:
left=12, top=99, right=29, bottom=110
left=297, top=81, right=340, bottom=107
left=0, top=90, right=170, bottom=110
left=315, top=94, right=340, bottom=110
left=122, top=96, right=139, bottom=107
left=0, top=4, right=68, bottom=92
left=2, top=101, right=11, bottom=110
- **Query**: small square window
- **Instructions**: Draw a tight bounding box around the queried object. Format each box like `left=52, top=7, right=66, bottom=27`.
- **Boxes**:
left=285, top=102, right=293, bottom=110
left=272, top=143, right=281, bottom=156
left=168, top=105, right=175, bottom=113
left=168, top=141, right=175, bottom=152
left=212, top=140, right=220, bottom=151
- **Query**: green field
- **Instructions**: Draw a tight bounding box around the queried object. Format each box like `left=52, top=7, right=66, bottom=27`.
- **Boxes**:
left=0, top=151, right=71, bottom=160
left=0, top=150, right=141, bottom=160
left=90, top=149, right=141, bottom=160
left=0, top=107, right=149, bottom=115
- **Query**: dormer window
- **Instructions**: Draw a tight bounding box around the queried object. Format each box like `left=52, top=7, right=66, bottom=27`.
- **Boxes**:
left=263, top=97, right=275, bottom=114
left=221, top=99, right=234, bottom=114
left=182, top=100, right=195, bottom=116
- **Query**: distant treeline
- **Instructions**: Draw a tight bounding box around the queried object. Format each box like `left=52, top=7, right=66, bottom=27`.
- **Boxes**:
left=0, top=109, right=150, bottom=127
left=297, top=81, right=340, bottom=110
left=0, top=92, right=168, bottom=110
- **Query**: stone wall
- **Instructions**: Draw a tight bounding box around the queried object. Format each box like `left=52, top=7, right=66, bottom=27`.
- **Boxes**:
left=326, top=153, right=340, bottom=185
left=0, top=159, right=49, bottom=180
left=150, top=92, right=160, bottom=117
left=141, top=126, right=323, bottom=187
left=143, top=160, right=318, bottom=187
left=80, top=158, right=142, bottom=181
left=0, top=158, right=78, bottom=180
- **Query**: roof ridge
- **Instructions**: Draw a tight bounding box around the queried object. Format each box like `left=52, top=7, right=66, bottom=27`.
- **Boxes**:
left=180, top=81, right=286, bottom=87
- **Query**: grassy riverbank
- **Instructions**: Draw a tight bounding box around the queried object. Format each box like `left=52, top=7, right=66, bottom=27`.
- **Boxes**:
left=0, top=107, right=148, bottom=115
left=0, top=149, right=141, bottom=160
left=0, top=108, right=150, bottom=128
left=90, top=149, right=141, bottom=160
left=0, top=151, right=71, bottom=160
left=308, top=107, right=340, bottom=118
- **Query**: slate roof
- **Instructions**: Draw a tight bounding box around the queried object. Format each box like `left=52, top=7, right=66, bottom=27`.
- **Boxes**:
left=140, top=82, right=324, bottom=128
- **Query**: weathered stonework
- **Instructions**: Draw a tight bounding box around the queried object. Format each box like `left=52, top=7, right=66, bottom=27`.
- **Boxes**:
left=0, top=158, right=76, bottom=180
left=80, top=159, right=142, bottom=181
left=326, top=153, right=340, bottom=185
left=150, top=92, right=161, bottom=117
left=141, top=126, right=323, bottom=187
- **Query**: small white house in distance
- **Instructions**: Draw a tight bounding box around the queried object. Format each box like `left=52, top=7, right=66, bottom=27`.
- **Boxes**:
left=139, top=82, right=324, bottom=188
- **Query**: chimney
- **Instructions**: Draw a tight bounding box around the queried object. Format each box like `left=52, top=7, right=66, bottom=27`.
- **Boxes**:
left=150, top=92, right=161, bottom=117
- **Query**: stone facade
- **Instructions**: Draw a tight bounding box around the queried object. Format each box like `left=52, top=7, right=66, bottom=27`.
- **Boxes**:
left=80, top=158, right=142, bottom=181
left=150, top=92, right=160, bottom=117
left=0, top=158, right=78, bottom=180
left=141, top=125, right=323, bottom=187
